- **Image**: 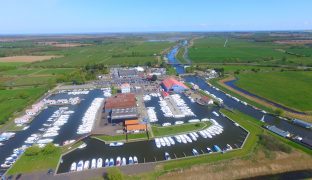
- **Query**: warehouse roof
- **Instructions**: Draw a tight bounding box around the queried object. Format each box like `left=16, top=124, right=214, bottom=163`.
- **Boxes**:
left=126, top=124, right=147, bottom=131
left=162, top=77, right=188, bottom=89
left=105, top=93, right=136, bottom=109
left=125, top=120, right=139, bottom=125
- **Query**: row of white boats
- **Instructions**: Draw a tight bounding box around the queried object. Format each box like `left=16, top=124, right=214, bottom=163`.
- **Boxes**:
left=70, top=156, right=138, bottom=172
left=68, top=90, right=90, bottom=95
left=161, top=116, right=214, bottom=127
left=147, top=107, right=158, bottom=122
left=170, top=94, right=195, bottom=117
left=155, top=120, right=224, bottom=148
left=24, top=107, right=74, bottom=145
left=102, top=87, right=112, bottom=97
left=77, top=98, right=104, bottom=134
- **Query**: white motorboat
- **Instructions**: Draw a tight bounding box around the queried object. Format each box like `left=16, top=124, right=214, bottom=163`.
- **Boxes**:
left=109, top=142, right=124, bottom=147
left=164, top=152, right=171, bottom=160
left=133, top=156, right=138, bottom=164
left=168, top=137, right=175, bottom=145
left=155, top=138, right=161, bottom=148
left=77, top=160, right=83, bottom=171
left=109, top=158, right=114, bottom=166
left=212, top=111, right=219, bottom=117
left=163, top=137, right=171, bottom=146
left=97, top=158, right=103, bottom=168
left=105, top=159, right=109, bottom=167
left=116, top=157, right=121, bottom=166
left=174, top=135, right=182, bottom=143
left=192, top=149, right=199, bottom=156
left=121, top=157, right=127, bottom=166
left=175, top=121, right=184, bottom=125
left=83, top=160, right=90, bottom=170
left=70, top=162, right=77, bottom=171
left=159, top=138, right=166, bottom=147
left=91, top=159, right=96, bottom=169
left=78, top=143, right=87, bottom=149
left=128, top=156, right=133, bottom=165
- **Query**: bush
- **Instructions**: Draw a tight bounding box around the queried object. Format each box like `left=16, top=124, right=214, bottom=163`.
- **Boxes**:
left=105, top=167, right=124, bottom=180
left=259, top=134, right=292, bottom=153
left=42, top=143, right=57, bottom=155
left=24, top=146, right=41, bottom=156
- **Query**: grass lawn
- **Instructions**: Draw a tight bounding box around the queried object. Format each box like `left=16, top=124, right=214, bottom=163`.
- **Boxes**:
left=0, top=87, right=47, bottom=124
left=6, top=148, right=61, bottom=175
left=152, top=122, right=211, bottom=137
left=235, top=71, right=312, bottom=112
left=94, top=133, right=148, bottom=142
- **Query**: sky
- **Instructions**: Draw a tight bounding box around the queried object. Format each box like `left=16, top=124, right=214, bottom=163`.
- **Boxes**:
left=0, top=0, right=312, bottom=34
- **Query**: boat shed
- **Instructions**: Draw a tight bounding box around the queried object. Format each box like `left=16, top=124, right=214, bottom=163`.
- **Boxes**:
left=126, top=124, right=147, bottom=132
left=266, top=125, right=290, bottom=137
left=292, top=119, right=312, bottom=129
left=161, top=77, right=188, bottom=93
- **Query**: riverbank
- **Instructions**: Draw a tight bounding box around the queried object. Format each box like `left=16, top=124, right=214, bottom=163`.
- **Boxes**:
left=127, top=109, right=312, bottom=179
left=210, top=76, right=312, bottom=123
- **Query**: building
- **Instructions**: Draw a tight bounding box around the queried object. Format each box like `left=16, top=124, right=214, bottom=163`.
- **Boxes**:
left=124, top=120, right=147, bottom=133
left=104, top=93, right=138, bottom=123
left=147, top=68, right=166, bottom=76
left=161, top=77, right=188, bottom=93
left=111, top=108, right=138, bottom=123
left=120, top=83, right=131, bottom=93
left=104, top=93, right=136, bottom=111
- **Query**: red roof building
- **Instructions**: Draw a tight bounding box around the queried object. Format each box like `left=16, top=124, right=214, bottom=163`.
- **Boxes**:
left=161, top=77, right=188, bottom=92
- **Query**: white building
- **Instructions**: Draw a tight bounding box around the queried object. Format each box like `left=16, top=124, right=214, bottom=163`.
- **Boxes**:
left=121, top=83, right=131, bottom=93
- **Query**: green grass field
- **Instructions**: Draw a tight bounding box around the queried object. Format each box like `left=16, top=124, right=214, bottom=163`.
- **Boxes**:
left=152, top=122, right=211, bottom=137
left=31, top=41, right=172, bottom=67
left=0, top=87, right=47, bottom=124
left=235, top=71, right=312, bottom=112
left=188, top=37, right=312, bottom=65
left=6, top=147, right=61, bottom=175
left=94, top=133, right=148, bottom=142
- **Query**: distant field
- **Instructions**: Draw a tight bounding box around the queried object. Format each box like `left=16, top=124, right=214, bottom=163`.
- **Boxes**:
left=0, top=87, right=46, bottom=124
left=235, top=71, right=312, bottom=112
left=188, top=37, right=312, bottom=65
left=31, top=41, right=173, bottom=67
left=0, top=55, right=62, bottom=62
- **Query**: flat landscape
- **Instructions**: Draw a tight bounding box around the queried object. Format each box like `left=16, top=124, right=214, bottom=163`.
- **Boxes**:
left=235, top=71, right=312, bottom=112
left=188, top=36, right=312, bottom=66
left=0, top=55, right=62, bottom=62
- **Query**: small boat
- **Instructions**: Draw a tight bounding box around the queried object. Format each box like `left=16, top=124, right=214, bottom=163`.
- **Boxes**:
left=188, top=119, right=200, bottom=123
left=70, top=162, right=76, bottom=171
left=175, top=121, right=184, bottom=125
left=155, top=138, right=161, bottom=148
left=128, top=156, right=133, bottom=165
left=109, top=142, right=124, bottom=147
left=226, top=144, right=233, bottom=150
left=78, top=143, right=87, bottom=149
left=261, top=115, right=265, bottom=122
left=159, top=138, right=166, bottom=147
left=234, top=122, right=239, bottom=126
left=163, top=137, right=171, bottom=146
left=109, top=158, right=114, bottom=166
left=174, top=136, right=182, bottom=143
left=213, top=145, right=221, bottom=152
left=164, top=152, right=171, bottom=160
left=77, top=160, right=83, bottom=171
left=83, top=160, right=90, bottom=170
left=133, top=156, right=138, bottom=164
left=97, top=158, right=103, bottom=168
left=212, top=111, right=219, bottom=117
left=207, top=147, right=212, bottom=153
left=105, top=159, right=109, bottom=167
left=162, top=123, right=171, bottom=127
left=22, top=126, right=29, bottom=130
left=168, top=137, right=175, bottom=145
left=91, top=159, right=96, bottom=169
left=192, top=149, right=199, bottom=156
left=116, top=157, right=121, bottom=166
left=121, top=157, right=127, bottom=166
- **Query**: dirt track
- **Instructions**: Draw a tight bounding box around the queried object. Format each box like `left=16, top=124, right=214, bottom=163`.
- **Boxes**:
left=0, top=55, right=62, bottom=62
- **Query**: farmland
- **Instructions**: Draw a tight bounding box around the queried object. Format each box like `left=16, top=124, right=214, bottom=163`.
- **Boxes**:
left=0, top=87, right=47, bottom=125
left=188, top=36, right=312, bottom=66
left=235, top=71, right=312, bottom=112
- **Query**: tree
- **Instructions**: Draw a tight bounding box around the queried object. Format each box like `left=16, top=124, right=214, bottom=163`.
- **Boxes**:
left=24, top=146, right=41, bottom=156
left=106, top=167, right=124, bottom=180
left=151, top=74, right=157, bottom=81
left=42, top=143, right=57, bottom=155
